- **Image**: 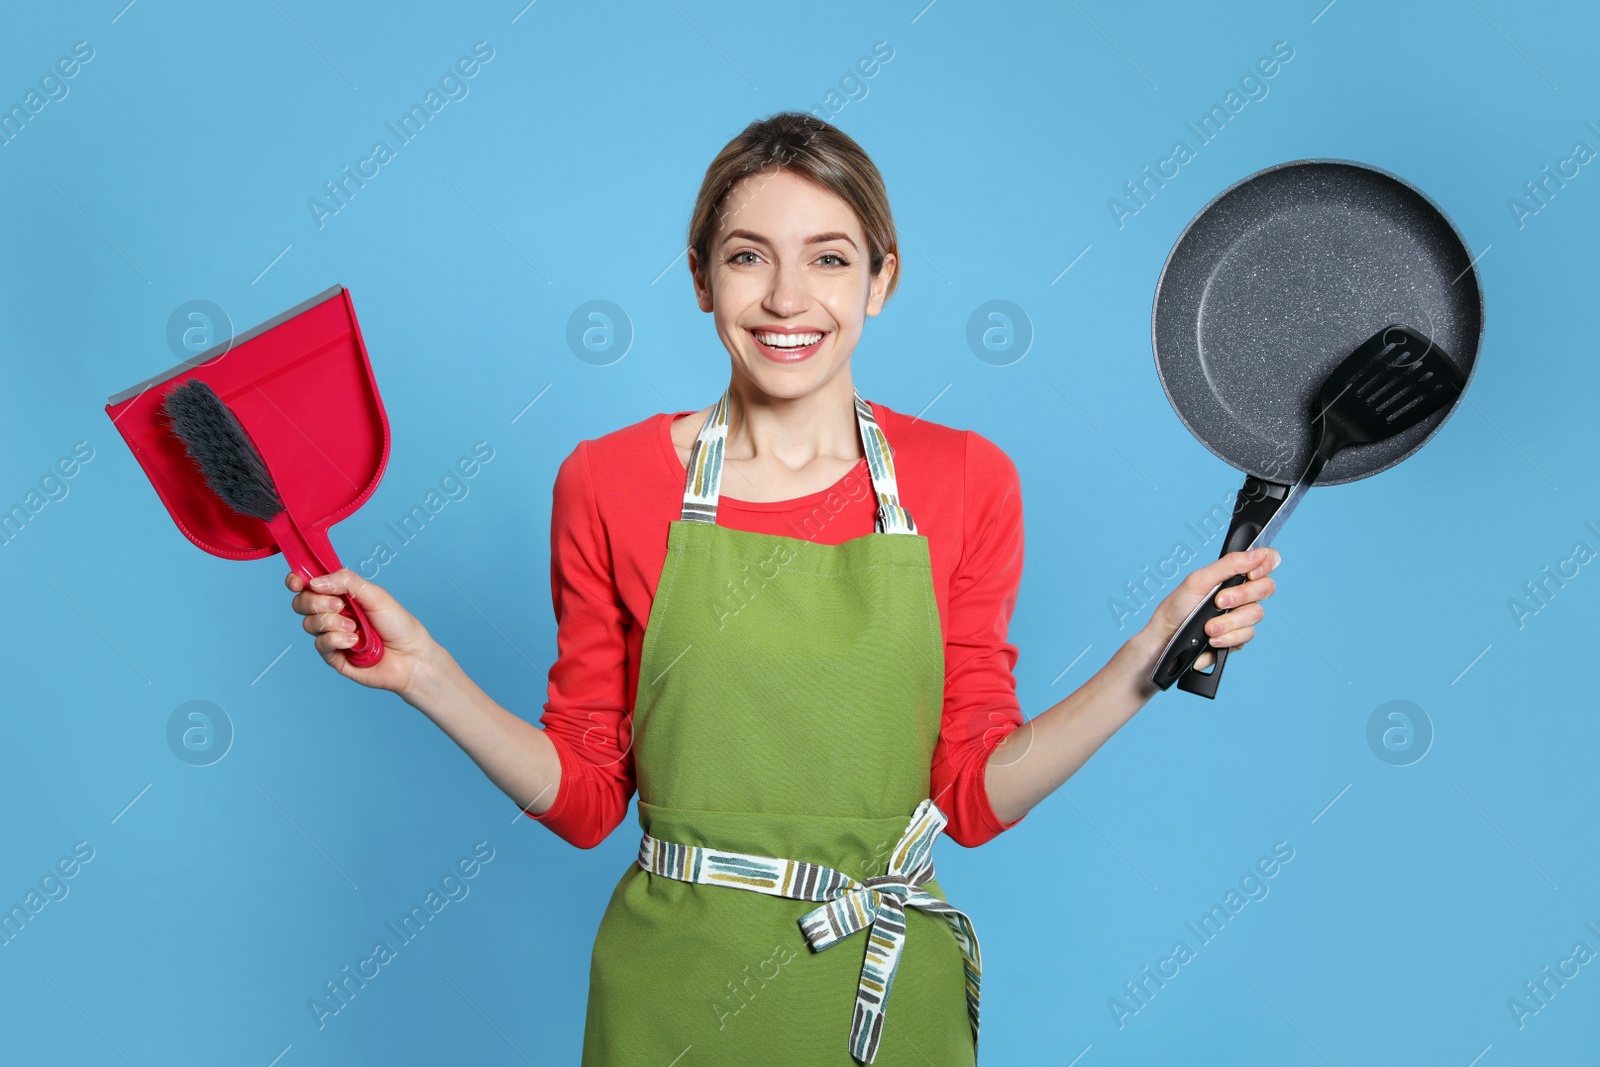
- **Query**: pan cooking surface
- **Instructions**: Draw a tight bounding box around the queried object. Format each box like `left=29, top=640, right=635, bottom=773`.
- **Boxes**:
left=1154, top=160, right=1483, bottom=485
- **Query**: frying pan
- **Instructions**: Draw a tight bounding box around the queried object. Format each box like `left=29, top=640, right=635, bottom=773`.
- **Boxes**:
left=105, top=285, right=389, bottom=650
left=1150, top=158, right=1484, bottom=696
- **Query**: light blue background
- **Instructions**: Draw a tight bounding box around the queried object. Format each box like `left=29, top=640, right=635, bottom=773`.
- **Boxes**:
left=2, top=0, right=1595, bottom=1063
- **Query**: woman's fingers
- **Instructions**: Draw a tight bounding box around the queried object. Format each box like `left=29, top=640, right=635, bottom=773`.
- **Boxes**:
left=1189, top=547, right=1282, bottom=596
left=289, top=569, right=385, bottom=619
left=1208, top=621, right=1257, bottom=649
left=1205, top=554, right=1276, bottom=647
left=291, top=591, right=350, bottom=617
left=309, top=568, right=396, bottom=612
left=1187, top=546, right=1268, bottom=592
left=284, top=568, right=420, bottom=693
left=1214, top=574, right=1276, bottom=610
left=1140, top=548, right=1281, bottom=677
left=315, top=626, right=359, bottom=654
left=1205, top=602, right=1263, bottom=643
left=303, top=610, right=353, bottom=636
left=1247, top=548, right=1282, bottom=581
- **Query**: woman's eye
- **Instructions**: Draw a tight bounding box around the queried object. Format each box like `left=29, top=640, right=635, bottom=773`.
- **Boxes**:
left=818, top=253, right=848, bottom=267
left=728, top=251, right=760, bottom=265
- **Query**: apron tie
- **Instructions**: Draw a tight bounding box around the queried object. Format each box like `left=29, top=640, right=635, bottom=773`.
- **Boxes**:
left=636, top=797, right=982, bottom=1064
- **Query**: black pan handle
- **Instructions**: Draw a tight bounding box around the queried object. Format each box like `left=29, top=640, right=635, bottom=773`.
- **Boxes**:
left=1171, top=574, right=1248, bottom=698
left=1150, top=475, right=1288, bottom=697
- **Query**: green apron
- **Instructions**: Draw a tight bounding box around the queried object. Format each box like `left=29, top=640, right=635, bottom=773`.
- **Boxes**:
left=580, top=388, right=984, bottom=1065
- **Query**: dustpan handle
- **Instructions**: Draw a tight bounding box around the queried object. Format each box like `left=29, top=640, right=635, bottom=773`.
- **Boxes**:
left=266, top=511, right=385, bottom=668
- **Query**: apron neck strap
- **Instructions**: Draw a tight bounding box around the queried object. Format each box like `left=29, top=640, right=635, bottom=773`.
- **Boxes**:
left=680, top=387, right=918, bottom=536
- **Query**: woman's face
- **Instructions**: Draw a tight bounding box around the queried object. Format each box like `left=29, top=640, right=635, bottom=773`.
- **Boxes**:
left=691, top=168, right=895, bottom=400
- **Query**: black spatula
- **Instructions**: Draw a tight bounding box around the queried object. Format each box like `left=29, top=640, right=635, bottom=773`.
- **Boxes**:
left=1151, top=324, right=1468, bottom=697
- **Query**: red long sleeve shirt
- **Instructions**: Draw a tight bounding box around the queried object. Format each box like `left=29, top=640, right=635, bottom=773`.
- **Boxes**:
left=525, top=400, right=1028, bottom=849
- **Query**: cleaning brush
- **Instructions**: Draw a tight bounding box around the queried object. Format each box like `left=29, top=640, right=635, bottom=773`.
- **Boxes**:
left=161, top=379, right=384, bottom=667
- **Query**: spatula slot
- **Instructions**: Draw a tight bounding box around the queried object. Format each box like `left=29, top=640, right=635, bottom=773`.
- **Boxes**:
left=1383, top=383, right=1443, bottom=424
left=1372, top=369, right=1435, bottom=413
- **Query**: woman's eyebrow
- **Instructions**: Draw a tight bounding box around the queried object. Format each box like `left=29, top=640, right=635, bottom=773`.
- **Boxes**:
left=722, top=229, right=859, bottom=250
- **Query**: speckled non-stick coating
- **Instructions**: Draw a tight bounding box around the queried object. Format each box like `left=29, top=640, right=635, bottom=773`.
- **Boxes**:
left=1152, top=159, right=1484, bottom=486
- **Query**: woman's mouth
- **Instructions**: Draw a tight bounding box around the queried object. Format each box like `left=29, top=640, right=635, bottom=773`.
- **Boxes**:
left=749, top=328, right=826, bottom=363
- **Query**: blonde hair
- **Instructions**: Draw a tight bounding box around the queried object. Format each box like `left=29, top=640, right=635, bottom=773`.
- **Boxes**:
left=687, top=111, right=900, bottom=302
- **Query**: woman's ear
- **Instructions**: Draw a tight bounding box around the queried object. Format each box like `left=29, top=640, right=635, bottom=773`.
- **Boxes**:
left=688, top=249, right=713, bottom=312
left=865, top=251, right=896, bottom=317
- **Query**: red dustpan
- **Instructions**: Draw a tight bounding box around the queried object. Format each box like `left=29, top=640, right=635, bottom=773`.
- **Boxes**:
left=106, top=284, right=390, bottom=665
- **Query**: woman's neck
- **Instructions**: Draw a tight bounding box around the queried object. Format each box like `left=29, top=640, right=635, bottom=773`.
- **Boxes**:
left=722, top=371, right=862, bottom=470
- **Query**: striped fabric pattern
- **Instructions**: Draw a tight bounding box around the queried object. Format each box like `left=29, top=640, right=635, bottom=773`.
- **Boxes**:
left=637, top=798, right=981, bottom=1064
left=679, top=387, right=918, bottom=536
left=679, top=390, right=729, bottom=525
left=852, top=392, right=918, bottom=537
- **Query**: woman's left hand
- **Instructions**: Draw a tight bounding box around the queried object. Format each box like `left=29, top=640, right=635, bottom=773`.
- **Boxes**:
left=1138, top=546, right=1281, bottom=672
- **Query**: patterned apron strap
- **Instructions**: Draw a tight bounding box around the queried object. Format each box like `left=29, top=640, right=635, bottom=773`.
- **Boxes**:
left=636, top=798, right=981, bottom=1064
left=680, top=386, right=918, bottom=536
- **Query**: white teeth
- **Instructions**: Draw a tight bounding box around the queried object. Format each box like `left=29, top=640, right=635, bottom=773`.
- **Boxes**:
left=753, top=330, right=823, bottom=348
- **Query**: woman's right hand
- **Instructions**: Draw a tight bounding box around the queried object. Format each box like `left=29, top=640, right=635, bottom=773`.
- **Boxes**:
left=287, top=568, right=434, bottom=694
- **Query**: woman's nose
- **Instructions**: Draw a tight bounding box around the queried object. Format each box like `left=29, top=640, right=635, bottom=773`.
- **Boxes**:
left=763, top=260, right=808, bottom=314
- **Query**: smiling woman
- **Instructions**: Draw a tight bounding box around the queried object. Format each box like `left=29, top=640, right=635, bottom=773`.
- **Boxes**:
left=285, top=109, right=1281, bottom=1066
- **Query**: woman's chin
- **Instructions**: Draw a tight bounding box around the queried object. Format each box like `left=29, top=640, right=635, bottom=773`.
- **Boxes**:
left=735, top=358, right=853, bottom=399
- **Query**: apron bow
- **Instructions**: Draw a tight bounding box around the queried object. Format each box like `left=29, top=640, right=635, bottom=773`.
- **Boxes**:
left=795, top=798, right=983, bottom=1064
left=636, top=797, right=982, bottom=1064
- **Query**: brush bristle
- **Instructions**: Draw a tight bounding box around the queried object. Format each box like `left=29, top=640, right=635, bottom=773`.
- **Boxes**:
left=160, top=380, right=285, bottom=522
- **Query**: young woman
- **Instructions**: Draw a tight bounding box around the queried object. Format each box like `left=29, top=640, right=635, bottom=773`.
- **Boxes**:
left=287, top=112, right=1280, bottom=1065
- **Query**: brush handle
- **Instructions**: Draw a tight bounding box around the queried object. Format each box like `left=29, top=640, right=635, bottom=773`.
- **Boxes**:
left=267, top=510, right=385, bottom=668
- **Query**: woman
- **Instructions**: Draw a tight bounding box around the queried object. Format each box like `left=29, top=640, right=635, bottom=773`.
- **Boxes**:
left=287, top=112, right=1280, bottom=1065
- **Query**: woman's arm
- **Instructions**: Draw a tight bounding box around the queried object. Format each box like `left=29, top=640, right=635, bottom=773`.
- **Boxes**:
left=402, top=640, right=564, bottom=816
left=287, top=440, right=636, bottom=848
left=286, top=568, right=563, bottom=817
left=982, top=546, right=1280, bottom=826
